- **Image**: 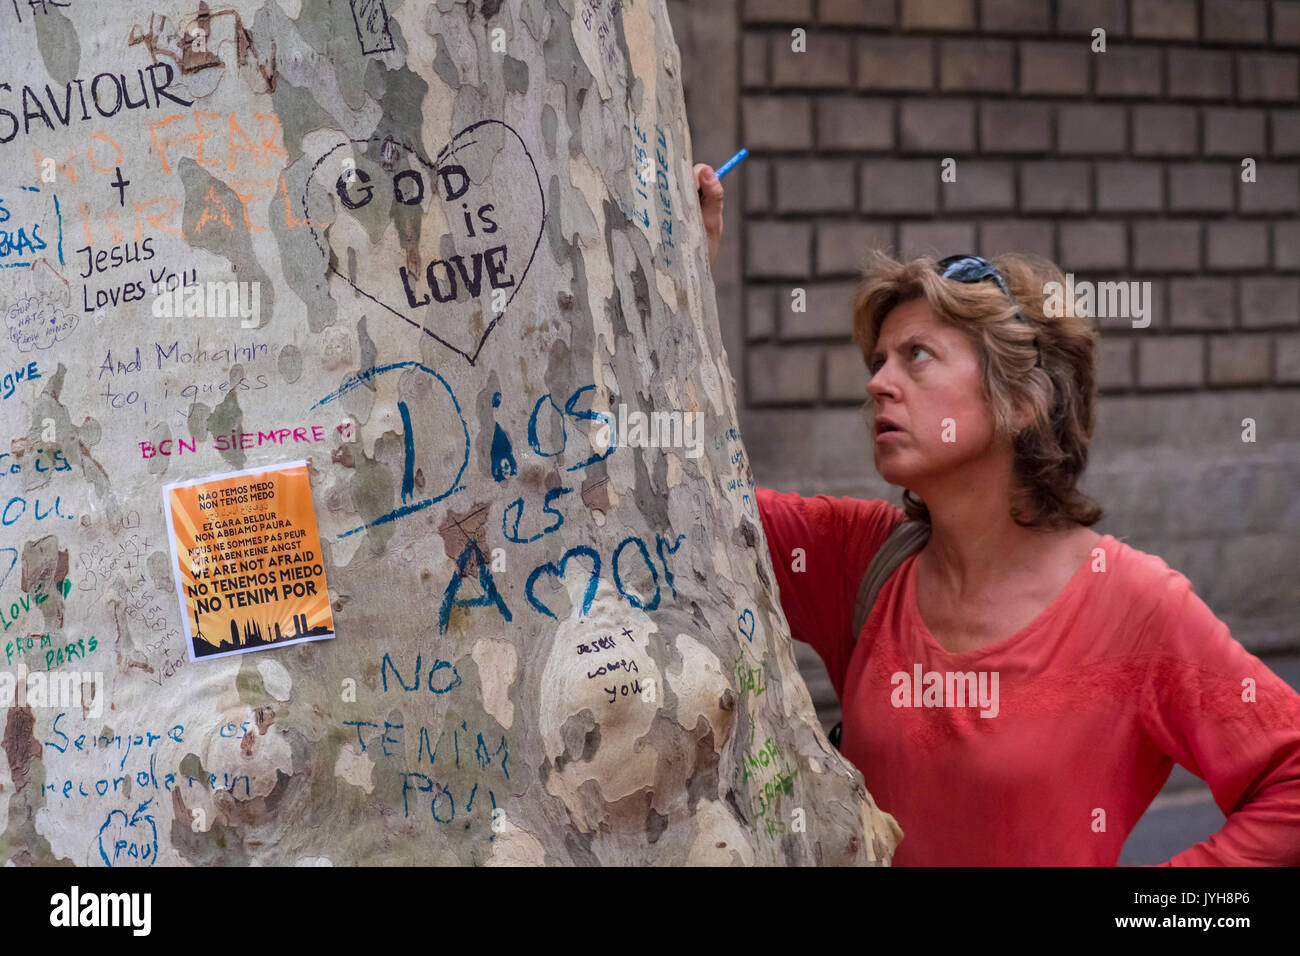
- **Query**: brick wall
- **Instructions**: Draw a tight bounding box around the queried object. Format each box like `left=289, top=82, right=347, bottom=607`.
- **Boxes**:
left=738, top=0, right=1300, bottom=403
left=668, top=0, right=1300, bottom=656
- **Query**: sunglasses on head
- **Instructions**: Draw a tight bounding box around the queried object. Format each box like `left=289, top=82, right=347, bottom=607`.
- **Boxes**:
left=935, top=254, right=1042, bottom=368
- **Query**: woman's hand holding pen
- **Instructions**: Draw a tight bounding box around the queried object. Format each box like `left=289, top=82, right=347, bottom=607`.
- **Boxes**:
left=694, top=163, right=725, bottom=266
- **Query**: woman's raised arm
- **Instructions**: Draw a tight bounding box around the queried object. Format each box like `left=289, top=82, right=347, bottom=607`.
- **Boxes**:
left=694, top=163, right=724, bottom=266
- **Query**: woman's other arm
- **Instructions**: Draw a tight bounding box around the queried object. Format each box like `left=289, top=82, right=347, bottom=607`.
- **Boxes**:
left=1139, top=578, right=1300, bottom=865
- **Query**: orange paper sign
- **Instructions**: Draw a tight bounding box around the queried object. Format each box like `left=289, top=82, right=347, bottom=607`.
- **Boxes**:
left=164, top=460, right=335, bottom=660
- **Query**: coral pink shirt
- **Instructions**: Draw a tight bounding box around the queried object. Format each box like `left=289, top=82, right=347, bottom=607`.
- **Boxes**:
left=757, top=487, right=1300, bottom=866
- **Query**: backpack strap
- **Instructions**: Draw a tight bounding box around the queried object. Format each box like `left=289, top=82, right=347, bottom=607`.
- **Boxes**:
left=851, top=519, right=932, bottom=641
left=827, top=517, right=931, bottom=752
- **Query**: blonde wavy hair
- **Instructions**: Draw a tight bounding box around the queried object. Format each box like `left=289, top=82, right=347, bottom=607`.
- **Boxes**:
left=851, top=250, right=1104, bottom=532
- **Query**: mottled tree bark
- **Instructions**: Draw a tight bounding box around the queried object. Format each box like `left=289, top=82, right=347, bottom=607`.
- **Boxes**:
left=0, top=0, right=900, bottom=865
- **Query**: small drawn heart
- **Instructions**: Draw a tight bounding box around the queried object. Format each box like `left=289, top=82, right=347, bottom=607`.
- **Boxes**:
left=303, top=121, right=546, bottom=365
left=738, top=608, right=755, bottom=643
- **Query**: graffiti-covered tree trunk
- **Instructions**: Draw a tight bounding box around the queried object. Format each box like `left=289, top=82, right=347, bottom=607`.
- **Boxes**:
left=0, top=0, right=901, bottom=865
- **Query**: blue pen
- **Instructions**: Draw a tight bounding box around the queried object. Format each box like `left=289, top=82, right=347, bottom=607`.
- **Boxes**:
left=698, top=148, right=748, bottom=196
left=715, top=148, right=748, bottom=180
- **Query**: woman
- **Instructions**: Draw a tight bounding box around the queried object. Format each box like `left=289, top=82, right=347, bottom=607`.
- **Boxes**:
left=695, top=164, right=1300, bottom=866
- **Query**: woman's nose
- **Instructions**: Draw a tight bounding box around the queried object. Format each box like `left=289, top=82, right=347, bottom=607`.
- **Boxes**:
left=866, top=363, right=896, bottom=401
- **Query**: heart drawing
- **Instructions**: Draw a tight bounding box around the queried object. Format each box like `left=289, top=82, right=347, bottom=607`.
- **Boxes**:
left=303, top=120, right=546, bottom=365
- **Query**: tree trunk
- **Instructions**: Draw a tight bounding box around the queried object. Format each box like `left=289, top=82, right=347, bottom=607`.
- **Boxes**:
left=0, top=0, right=901, bottom=866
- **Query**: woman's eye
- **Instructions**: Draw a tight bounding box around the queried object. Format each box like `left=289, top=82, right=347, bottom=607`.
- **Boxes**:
left=869, top=345, right=929, bottom=373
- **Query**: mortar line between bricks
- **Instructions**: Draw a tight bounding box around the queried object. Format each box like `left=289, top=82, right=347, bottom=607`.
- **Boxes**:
left=736, top=0, right=750, bottom=412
